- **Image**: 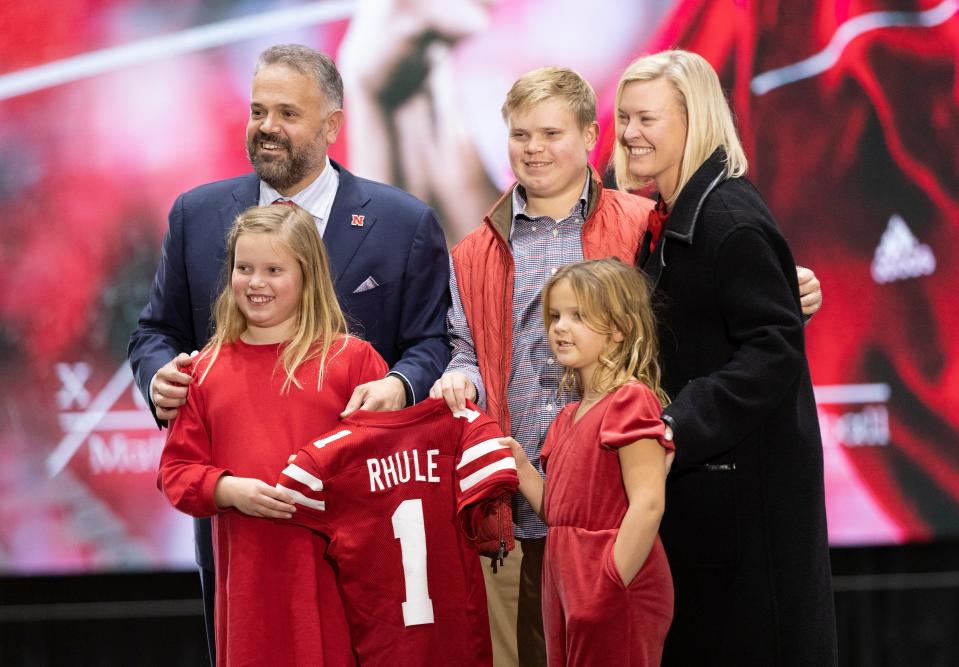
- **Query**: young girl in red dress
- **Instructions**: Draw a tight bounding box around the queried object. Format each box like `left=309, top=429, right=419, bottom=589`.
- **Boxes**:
left=506, top=258, right=674, bottom=666
left=158, top=204, right=386, bottom=666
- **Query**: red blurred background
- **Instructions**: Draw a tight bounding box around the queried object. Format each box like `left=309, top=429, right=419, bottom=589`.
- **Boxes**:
left=0, top=0, right=956, bottom=574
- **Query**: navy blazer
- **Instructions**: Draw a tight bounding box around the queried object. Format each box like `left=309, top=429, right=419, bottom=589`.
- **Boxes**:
left=129, top=161, right=451, bottom=419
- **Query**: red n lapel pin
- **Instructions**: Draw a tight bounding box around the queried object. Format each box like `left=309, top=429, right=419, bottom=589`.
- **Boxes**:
left=351, top=214, right=365, bottom=227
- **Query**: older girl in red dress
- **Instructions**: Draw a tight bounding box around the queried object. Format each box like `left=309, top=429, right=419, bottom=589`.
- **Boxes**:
left=158, top=204, right=386, bottom=666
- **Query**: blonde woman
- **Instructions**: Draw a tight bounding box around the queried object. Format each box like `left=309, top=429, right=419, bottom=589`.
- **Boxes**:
left=614, top=50, right=837, bottom=665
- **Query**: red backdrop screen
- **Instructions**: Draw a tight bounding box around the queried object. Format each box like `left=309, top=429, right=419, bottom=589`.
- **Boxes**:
left=1, top=0, right=956, bottom=573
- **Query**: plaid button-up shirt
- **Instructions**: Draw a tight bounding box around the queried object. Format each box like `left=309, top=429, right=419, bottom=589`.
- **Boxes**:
left=446, top=177, right=588, bottom=539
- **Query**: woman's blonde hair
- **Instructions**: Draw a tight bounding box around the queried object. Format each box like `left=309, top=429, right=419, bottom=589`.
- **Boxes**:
left=198, top=204, right=348, bottom=392
left=543, top=258, right=667, bottom=405
left=612, top=49, right=747, bottom=207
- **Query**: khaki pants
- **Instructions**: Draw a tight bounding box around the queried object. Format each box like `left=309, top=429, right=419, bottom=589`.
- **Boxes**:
left=483, top=537, right=547, bottom=667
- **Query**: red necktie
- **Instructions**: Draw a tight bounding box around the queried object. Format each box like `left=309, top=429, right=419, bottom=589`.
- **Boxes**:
left=272, top=198, right=297, bottom=208
left=646, top=197, right=668, bottom=253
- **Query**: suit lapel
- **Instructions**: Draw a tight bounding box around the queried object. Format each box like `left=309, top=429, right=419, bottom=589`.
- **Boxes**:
left=207, top=174, right=259, bottom=274
left=324, top=161, right=377, bottom=288
left=221, top=174, right=260, bottom=236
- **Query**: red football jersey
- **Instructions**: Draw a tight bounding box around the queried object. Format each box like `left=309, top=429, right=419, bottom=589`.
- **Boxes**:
left=275, top=398, right=518, bottom=667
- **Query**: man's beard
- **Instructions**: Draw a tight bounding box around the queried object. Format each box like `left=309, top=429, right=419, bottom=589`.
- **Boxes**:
left=246, top=132, right=324, bottom=193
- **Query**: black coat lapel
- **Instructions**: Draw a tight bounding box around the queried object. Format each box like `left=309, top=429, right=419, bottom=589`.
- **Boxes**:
left=640, top=232, right=667, bottom=287
left=636, top=230, right=652, bottom=266
left=639, top=148, right=728, bottom=287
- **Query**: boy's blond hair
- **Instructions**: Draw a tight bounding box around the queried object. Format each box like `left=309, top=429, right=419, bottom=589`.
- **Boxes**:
left=198, top=204, right=349, bottom=392
left=501, top=66, right=597, bottom=129
left=543, top=258, right=668, bottom=406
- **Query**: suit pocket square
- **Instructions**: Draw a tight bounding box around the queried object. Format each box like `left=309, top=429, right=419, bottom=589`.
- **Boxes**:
left=353, top=276, right=380, bottom=294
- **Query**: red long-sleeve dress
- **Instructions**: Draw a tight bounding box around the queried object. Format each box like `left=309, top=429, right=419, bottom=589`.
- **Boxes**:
left=158, top=336, right=387, bottom=666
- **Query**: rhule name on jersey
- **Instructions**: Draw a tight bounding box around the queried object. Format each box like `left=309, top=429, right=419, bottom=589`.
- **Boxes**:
left=367, top=449, right=441, bottom=492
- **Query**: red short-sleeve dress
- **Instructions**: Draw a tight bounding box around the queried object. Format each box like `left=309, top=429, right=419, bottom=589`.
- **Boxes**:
left=540, top=381, right=674, bottom=666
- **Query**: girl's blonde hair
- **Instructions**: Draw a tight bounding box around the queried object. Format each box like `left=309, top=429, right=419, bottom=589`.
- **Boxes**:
left=198, top=203, right=348, bottom=392
left=612, top=49, right=747, bottom=208
left=543, top=258, right=668, bottom=406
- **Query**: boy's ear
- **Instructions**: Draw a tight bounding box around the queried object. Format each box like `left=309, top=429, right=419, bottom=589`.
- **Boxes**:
left=583, top=120, right=599, bottom=152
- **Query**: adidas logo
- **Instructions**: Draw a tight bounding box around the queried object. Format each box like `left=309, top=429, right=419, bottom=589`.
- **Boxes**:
left=870, top=214, right=936, bottom=284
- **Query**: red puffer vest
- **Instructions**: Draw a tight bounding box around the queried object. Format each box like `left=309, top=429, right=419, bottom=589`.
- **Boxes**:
left=452, top=174, right=653, bottom=436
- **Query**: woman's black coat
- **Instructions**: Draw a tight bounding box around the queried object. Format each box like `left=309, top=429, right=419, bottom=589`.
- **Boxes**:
left=640, top=149, right=838, bottom=666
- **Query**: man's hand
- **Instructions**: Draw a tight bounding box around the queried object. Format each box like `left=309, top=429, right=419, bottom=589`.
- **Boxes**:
left=213, top=476, right=295, bottom=519
left=796, top=266, right=822, bottom=317
left=341, top=376, right=407, bottom=418
left=429, top=372, right=477, bottom=412
left=153, top=353, right=194, bottom=421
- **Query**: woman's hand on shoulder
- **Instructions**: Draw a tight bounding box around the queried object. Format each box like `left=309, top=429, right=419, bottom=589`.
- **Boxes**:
left=214, top=476, right=296, bottom=519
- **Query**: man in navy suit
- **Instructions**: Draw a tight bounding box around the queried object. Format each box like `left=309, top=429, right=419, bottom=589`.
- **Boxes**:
left=128, top=44, right=450, bottom=663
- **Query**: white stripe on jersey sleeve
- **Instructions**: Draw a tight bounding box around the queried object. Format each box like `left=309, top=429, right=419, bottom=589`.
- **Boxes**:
left=276, top=483, right=326, bottom=512
left=459, top=457, right=517, bottom=493
left=457, top=438, right=508, bottom=469
left=282, top=463, right=323, bottom=492
left=313, top=430, right=351, bottom=448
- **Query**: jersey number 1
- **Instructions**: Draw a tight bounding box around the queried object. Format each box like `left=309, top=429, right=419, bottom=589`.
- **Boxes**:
left=391, top=499, right=435, bottom=626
